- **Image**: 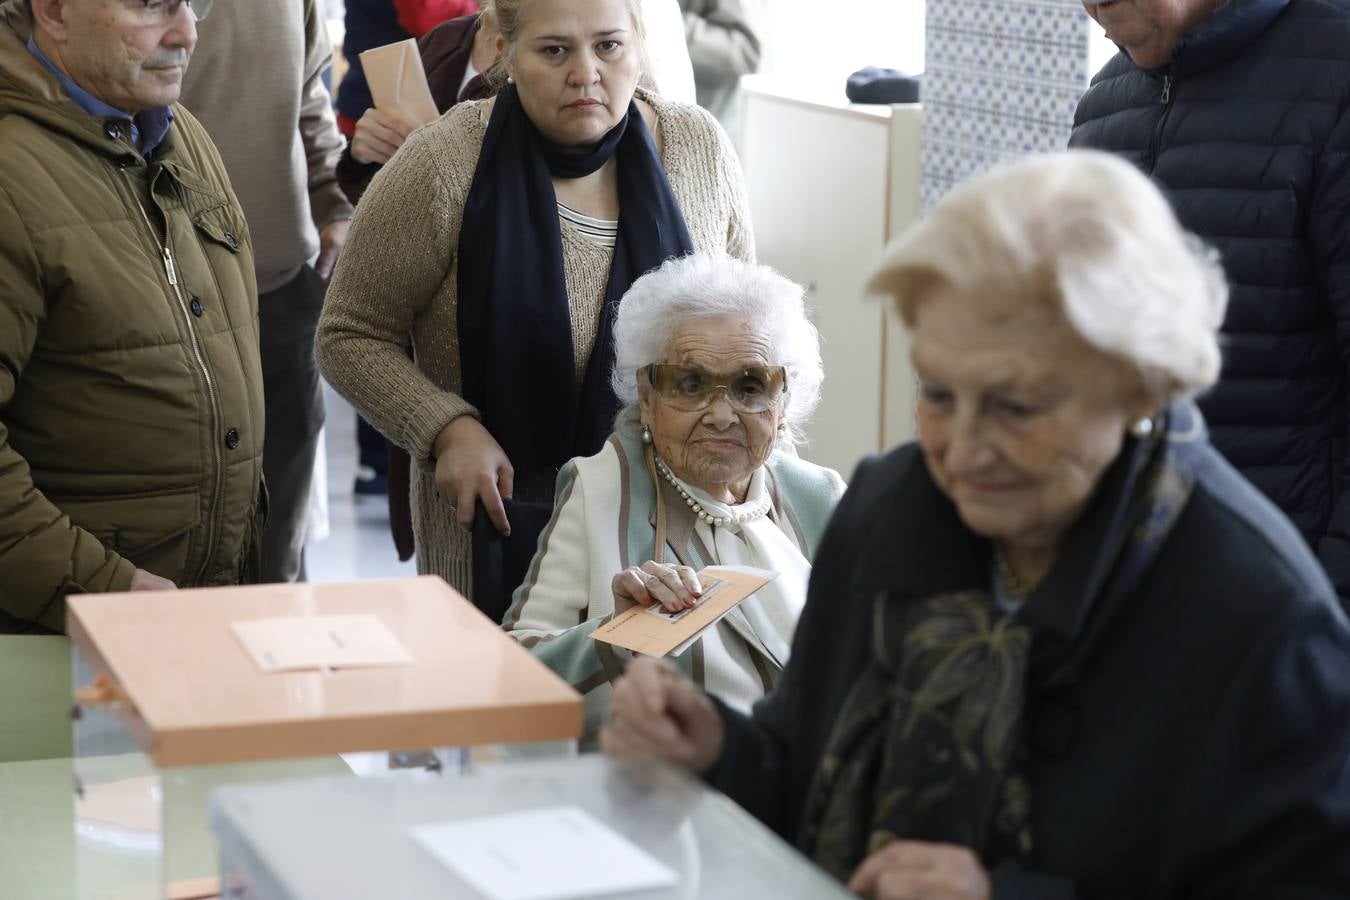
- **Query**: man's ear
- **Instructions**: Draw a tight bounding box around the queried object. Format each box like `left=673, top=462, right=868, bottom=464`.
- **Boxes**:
left=30, top=0, right=73, bottom=42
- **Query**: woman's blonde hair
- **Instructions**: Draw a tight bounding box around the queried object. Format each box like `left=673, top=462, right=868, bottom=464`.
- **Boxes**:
left=870, top=150, right=1228, bottom=404
left=482, top=0, right=650, bottom=85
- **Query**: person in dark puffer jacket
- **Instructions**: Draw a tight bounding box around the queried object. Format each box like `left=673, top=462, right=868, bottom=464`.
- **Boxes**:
left=1070, top=0, right=1350, bottom=603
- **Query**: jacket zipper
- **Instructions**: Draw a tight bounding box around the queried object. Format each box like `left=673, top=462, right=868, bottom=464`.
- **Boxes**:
left=1145, top=71, right=1176, bottom=174
left=122, top=169, right=223, bottom=584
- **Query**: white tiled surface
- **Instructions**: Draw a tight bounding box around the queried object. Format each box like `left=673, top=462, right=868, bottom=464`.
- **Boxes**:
left=305, top=383, right=418, bottom=583
left=921, top=0, right=1092, bottom=208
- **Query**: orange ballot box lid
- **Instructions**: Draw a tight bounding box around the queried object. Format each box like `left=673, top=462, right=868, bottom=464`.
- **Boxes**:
left=67, top=576, right=582, bottom=769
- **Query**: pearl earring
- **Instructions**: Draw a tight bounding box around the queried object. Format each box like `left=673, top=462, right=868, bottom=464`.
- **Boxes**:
left=506, top=75, right=515, bottom=85
left=1130, top=417, right=1154, bottom=438
left=641, top=425, right=652, bottom=445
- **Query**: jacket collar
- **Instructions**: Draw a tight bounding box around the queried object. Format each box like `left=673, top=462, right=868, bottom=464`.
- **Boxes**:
left=24, top=36, right=173, bottom=155
left=0, top=1, right=176, bottom=160
left=1167, top=0, right=1290, bottom=77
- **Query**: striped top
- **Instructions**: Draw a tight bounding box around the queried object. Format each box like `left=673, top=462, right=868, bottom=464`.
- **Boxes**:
left=557, top=202, right=619, bottom=248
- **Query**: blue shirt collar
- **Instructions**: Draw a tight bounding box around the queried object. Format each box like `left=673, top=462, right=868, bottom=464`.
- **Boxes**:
left=26, top=36, right=174, bottom=156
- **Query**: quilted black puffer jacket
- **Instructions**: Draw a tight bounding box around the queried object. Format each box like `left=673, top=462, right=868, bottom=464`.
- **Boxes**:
left=1071, top=0, right=1350, bottom=599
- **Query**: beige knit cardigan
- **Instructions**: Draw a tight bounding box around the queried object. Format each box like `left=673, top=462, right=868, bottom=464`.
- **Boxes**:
left=315, top=90, right=755, bottom=594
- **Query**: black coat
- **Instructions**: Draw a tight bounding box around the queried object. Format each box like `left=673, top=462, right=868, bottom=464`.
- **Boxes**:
left=710, top=425, right=1350, bottom=898
left=1069, top=0, right=1350, bottom=599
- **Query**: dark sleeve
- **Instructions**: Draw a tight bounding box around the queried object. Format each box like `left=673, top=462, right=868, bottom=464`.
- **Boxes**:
left=1183, top=598, right=1350, bottom=897
left=1313, top=101, right=1350, bottom=606
left=704, top=454, right=880, bottom=839
left=990, top=871, right=1078, bottom=900
left=334, top=145, right=381, bottom=207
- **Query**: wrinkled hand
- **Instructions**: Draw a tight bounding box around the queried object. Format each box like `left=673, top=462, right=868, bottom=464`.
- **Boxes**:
left=612, top=561, right=702, bottom=615
left=129, top=568, right=177, bottom=592
left=315, top=219, right=350, bottom=280
left=599, top=657, right=724, bottom=775
left=848, top=841, right=991, bottom=900
left=350, top=107, right=415, bottom=165
left=433, top=416, right=514, bottom=536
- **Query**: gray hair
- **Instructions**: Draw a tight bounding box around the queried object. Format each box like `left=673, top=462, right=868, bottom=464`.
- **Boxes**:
left=611, top=254, right=823, bottom=448
left=870, top=150, right=1228, bottom=404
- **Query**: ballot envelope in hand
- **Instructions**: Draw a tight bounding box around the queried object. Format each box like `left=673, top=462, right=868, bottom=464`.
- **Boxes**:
left=359, top=38, right=440, bottom=128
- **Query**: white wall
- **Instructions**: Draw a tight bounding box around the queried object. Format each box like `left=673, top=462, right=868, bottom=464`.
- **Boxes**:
left=758, top=0, right=925, bottom=99
left=757, top=2, right=1117, bottom=97
left=1088, top=27, right=1119, bottom=73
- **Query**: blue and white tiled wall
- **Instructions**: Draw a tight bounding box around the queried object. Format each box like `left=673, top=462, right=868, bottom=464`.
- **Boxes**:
left=921, top=0, right=1094, bottom=209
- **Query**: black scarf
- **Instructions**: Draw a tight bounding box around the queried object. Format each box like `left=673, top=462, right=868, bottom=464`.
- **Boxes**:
left=798, top=406, right=1203, bottom=880
left=457, top=85, right=694, bottom=482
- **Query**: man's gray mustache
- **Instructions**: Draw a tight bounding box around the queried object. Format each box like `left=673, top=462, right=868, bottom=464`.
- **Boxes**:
left=145, top=53, right=189, bottom=68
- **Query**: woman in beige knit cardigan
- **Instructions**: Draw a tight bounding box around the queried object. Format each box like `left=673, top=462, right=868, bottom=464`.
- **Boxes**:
left=316, top=0, right=754, bottom=595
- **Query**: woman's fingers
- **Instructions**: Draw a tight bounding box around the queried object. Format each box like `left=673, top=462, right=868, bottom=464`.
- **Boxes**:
left=433, top=418, right=514, bottom=535
left=605, top=659, right=724, bottom=773
left=848, top=842, right=990, bottom=900
left=373, top=108, right=415, bottom=138
left=454, top=482, right=476, bottom=530
left=676, top=565, right=703, bottom=596
left=639, top=561, right=700, bottom=610
left=351, top=108, right=416, bottom=163
left=478, top=470, right=511, bottom=536
left=611, top=660, right=683, bottom=740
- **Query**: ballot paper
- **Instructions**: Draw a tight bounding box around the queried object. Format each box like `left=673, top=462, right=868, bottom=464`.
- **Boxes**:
left=230, top=614, right=413, bottom=673
left=359, top=38, right=440, bottom=127
left=410, top=806, right=678, bottom=900
left=590, top=565, right=777, bottom=658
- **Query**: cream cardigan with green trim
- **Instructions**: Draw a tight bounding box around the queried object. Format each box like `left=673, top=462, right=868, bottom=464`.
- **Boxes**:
left=503, top=430, right=844, bottom=742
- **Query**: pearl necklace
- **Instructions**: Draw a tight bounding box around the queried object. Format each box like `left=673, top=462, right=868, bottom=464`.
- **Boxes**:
left=654, top=456, right=772, bottom=528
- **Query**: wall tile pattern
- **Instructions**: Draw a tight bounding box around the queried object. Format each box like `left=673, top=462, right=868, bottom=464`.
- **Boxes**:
left=922, top=0, right=1092, bottom=208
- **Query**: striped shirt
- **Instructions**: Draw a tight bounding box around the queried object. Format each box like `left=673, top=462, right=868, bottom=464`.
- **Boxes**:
left=557, top=202, right=619, bottom=248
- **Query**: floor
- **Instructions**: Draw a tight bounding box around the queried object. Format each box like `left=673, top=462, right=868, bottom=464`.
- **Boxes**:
left=304, top=383, right=418, bottom=583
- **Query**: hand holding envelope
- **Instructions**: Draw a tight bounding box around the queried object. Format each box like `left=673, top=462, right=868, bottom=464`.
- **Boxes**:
left=349, top=108, right=416, bottom=165
left=611, top=560, right=705, bottom=616
left=359, top=38, right=440, bottom=130
left=591, top=565, right=778, bottom=658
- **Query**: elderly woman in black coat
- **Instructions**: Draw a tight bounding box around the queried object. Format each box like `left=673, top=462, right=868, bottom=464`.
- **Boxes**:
left=600, top=150, right=1350, bottom=899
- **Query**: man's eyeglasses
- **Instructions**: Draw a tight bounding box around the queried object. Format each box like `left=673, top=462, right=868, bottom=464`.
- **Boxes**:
left=128, top=0, right=213, bottom=24
left=644, top=364, right=788, bottom=414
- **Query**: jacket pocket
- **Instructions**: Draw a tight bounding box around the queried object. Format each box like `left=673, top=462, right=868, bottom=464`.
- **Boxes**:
left=57, top=489, right=201, bottom=584
left=192, top=205, right=245, bottom=255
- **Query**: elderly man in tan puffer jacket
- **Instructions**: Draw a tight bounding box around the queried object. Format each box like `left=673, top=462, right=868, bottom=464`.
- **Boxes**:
left=0, top=0, right=264, bottom=632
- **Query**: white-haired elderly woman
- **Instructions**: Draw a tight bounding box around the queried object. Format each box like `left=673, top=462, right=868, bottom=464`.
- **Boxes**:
left=602, top=152, right=1350, bottom=899
left=503, top=254, right=845, bottom=740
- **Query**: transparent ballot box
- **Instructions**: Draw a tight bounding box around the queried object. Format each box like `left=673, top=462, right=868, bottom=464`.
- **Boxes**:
left=210, top=755, right=855, bottom=900
left=67, top=576, right=582, bottom=899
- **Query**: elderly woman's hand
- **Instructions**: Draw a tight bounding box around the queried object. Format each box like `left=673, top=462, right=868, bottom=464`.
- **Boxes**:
left=433, top=416, right=514, bottom=536
left=600, top=658, right=725, bottom=774
left=611, top=561, right=703, bottom=614
left=848, top=841, right=991, bottom=900
left=350, top=107, right=415, bottom=165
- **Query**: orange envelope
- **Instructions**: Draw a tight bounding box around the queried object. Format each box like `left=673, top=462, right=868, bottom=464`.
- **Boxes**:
left=590, top=566, right=777, bottom=658
left=359, top=38, right=440, bottom=127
